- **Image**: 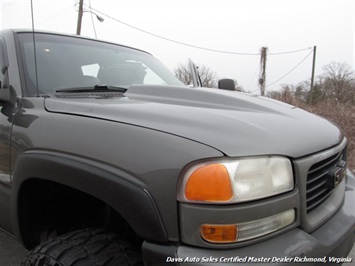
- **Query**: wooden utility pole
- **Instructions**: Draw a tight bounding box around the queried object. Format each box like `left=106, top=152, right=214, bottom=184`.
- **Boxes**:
left=259, top=47, right=268, bottom=96
left=310, top=46, right=317, bottom=104
left=76, top=0, right=84, bottom=35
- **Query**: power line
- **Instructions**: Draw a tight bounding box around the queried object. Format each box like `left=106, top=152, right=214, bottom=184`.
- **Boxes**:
left=246, top=65, right=260, bottom=90
left=268, top=47, right=313, bottom=55
left=266, top=49, right=314, bottom=88
left=89, top=6, right=311, bottom=56
left=88, top=0, right=97, bottom=38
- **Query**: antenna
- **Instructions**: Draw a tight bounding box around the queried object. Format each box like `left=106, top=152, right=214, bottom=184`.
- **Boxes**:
left=30, top=0, right=40, bottom=97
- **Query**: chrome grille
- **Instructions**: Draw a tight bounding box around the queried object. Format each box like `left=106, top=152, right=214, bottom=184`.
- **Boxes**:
left=306, top=148, right=347, bottom=213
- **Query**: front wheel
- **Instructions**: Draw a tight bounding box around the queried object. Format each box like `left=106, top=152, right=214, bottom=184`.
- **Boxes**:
left=22, top=228, right=143, bottom=266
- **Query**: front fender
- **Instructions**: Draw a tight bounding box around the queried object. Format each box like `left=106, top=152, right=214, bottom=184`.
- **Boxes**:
left=11, top=151, right=167, bottom=246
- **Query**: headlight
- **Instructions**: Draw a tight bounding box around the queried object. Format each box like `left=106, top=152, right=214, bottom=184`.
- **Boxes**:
left=177, top=156, right=294, bottom=203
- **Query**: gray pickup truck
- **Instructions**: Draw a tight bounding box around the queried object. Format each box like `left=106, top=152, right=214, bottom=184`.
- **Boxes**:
left=0, top=29, right=354, bottom=266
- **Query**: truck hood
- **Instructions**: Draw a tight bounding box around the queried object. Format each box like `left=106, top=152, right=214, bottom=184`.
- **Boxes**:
left=45, top=85, right=343, bottom=158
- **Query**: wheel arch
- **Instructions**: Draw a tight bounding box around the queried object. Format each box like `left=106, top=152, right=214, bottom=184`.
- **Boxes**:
left=11, top=151, right=168, bottom=248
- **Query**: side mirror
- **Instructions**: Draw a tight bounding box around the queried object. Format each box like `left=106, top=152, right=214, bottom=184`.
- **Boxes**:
left=0, top=87, right=10, bottom=102
left=1, top=65, right=7, bottom=75
left=218, top=79, right=235, bottom=91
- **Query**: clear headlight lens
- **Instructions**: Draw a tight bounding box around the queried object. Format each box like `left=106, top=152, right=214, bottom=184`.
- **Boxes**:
left=178, top=156, right=293, bottom=203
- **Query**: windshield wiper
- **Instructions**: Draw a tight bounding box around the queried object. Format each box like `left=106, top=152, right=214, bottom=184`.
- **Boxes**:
left=56, top=84, right=127, bottom=93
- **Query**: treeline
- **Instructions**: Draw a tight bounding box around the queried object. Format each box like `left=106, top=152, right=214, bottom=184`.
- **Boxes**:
left=268, top=62, right=354, bottom=105
left=267, top=62, right=354, bottom=172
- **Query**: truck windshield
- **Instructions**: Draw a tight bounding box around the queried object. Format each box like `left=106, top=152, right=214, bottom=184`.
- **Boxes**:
left=17, top=33, right=184, bottom=95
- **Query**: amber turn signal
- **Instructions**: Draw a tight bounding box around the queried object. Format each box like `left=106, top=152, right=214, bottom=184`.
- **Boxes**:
left=200, top=224, right=237, bottom=243
left=185, top=164, right=233, bottom=202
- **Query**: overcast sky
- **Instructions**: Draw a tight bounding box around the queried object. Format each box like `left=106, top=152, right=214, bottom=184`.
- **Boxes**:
left=1, top=0, right=354, bottom=93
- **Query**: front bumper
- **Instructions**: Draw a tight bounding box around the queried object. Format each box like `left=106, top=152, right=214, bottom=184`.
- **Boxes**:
left=142, top=170, right=355, bottom=265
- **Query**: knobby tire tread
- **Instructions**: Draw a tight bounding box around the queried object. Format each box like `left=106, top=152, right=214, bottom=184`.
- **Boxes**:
left=21, top=228, right=143, bottom=266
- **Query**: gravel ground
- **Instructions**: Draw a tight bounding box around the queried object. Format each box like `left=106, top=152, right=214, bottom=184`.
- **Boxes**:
left=0, top=229, right=27, bottom=265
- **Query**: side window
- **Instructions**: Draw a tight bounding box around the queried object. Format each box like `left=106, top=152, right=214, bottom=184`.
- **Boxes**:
left=0, top=37, right=9, bottom=88
left=0, top=37, right=11, bottom=182
left=0, top=39, right=4, bottom=83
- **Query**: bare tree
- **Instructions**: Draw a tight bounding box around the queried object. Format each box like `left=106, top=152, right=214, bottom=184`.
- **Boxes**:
left=197, top=65, right=218, bottom=88
left=233, top=79, right=244, bottom=92
left=321, top=62, right=354, bottom=104
left=174, top=63, right=192, bottom=86
left=267, top=84, right=301, bottom=106
left=174, top=61, right=218, bottom=88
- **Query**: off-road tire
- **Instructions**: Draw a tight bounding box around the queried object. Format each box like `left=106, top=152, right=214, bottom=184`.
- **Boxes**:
left=21, top=228, right=143, bottom=266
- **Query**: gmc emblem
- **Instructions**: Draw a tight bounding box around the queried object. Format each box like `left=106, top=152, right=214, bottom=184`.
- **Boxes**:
left=328, top=159, right=347, bottom=188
